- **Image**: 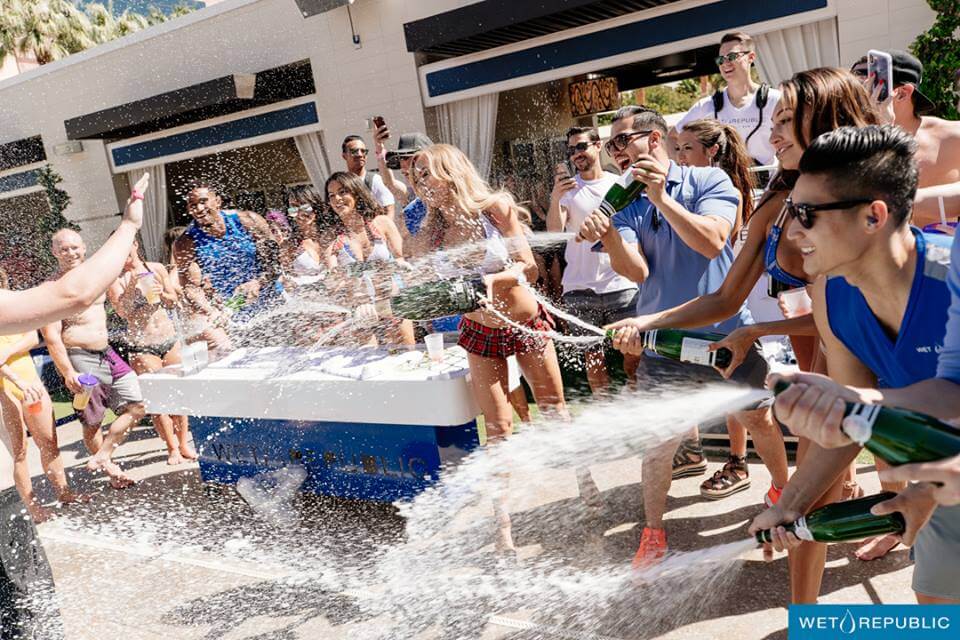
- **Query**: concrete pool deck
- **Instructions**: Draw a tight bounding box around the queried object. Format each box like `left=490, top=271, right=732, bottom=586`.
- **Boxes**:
left=24, top=419, right=917, bottom=640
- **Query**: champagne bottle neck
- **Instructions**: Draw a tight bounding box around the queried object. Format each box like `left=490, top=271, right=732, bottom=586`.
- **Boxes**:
left=841, top=403, right=881, bottom=445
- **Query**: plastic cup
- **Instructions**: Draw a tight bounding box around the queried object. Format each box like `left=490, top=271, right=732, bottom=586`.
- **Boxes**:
left=424, top=333, right=445, bottom=364
left=26, top=400, right=44, bottom=415
left=72, top=373, right=99, bottom=411
left=139, top=272, right=161, bottom=304
left=779, top=288, right=813, bottom=318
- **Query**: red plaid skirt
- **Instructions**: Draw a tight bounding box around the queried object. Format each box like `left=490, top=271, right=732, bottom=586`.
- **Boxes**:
left=457, top=306, right=556, bottom=358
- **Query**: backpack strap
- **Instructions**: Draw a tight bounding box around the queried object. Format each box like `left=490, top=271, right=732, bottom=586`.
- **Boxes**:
left=363, top=171, right=376, bottom=192
left=744, top=83, right=770, bottom=157
left=712, top=90, right=724, bottom=118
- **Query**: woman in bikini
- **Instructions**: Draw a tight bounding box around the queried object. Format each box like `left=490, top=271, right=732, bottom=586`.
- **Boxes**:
left=108, top=238, right=198, bottom=465
left=0, top=267, right=87, bottom=522
left=407, top=144, right=568, bottom=558
left=323, top=171, right=414, bottom=346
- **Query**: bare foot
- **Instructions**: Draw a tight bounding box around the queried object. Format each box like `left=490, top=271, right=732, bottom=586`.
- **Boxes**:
left=179, top=441, right=199, bottom=461
left=167, top=450, right=185, bottom=466
left=27, top=503, right=56, bottom=524
left=88, top=457, right=136, bottom=489
left=58, top=492, right=93, bottom=505
left=855, top=534, right=901, bottom=561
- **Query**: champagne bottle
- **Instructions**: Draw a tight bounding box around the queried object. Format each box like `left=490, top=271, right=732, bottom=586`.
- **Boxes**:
left=598, top=168, right=646, bottom=217
left=372, top=277, right=485, bottom=321
left=771, top=382, right=960, bottom=465
left=605, top=328, right=734, bottom=369
left=755, top=492, right=905, bottom=544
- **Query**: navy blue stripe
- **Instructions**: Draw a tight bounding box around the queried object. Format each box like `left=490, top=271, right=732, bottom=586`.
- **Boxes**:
left=112, top=102, right=319, bottom=168
left=0, top=168, right=40, bottom=194
left=426, top=0, right=828, bottom=97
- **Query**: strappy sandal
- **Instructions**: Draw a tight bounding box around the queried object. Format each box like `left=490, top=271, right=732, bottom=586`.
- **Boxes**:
left=699, top=455, right=751, bottom=500
left=672, top=439, right=707, bottom=479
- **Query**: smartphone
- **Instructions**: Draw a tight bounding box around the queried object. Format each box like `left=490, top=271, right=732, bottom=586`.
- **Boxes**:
left=372, top=115, right=386, bottom=130
left=867, top=50, right=893, bottom=102
left=565, top=159, right=577, bottom=178
left=556, top=161, right=575, bottom=179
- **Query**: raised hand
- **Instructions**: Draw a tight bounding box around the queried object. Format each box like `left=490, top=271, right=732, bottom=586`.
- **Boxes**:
left=123, top=172, right=150, bottom=229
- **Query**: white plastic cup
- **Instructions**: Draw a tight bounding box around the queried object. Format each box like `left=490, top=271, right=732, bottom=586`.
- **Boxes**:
left=424, top=333, right=445, bottom=363
left=779, top=288, right=813, bottom=318
left=139, top=272, right=161, bottom=304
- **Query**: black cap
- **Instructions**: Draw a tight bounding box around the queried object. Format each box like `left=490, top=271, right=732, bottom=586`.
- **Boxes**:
left=385, top=132, right=434, bottom=169
left=888, top=50, right=936, bottom=115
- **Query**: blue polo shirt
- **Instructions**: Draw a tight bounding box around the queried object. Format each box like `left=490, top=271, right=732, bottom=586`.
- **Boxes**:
left=937, top=237, right=960, bottom=383
left=612, top=161, right=751, bottom=334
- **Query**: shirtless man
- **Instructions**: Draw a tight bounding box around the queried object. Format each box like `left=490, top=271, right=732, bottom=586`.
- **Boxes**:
left=42, top=230, right=146, bottom=489
left=108, top=238, right=197, bottom=465
left=876, top=51, right=960, bottom=226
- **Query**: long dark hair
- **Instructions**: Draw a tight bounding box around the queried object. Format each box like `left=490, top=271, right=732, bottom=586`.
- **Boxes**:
left=779, top=67, right=879, bottom=151
left=681, top=119, right=756, bottom=224
left=288, top=184, right=337, bottom=242
left=324, top=171, right=385, bottom=226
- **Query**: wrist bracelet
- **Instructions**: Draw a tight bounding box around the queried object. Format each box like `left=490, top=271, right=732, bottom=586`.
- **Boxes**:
left=130, top=189, right=144, bottom=201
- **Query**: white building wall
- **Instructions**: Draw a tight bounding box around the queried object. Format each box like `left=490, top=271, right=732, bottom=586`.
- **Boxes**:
left=836, top=0, right=936, bottom=67
left=0, top=0, right=434, bottom=247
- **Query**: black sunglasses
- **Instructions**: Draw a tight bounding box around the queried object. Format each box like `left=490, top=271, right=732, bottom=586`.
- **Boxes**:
left=784, top=197, right=874, bottom=229
left=348, top=148, right=369, bottom=157
left=715, top=51, right=750, bottom=66
left=566, top=141, right=595, bottom=157
left=604, top=130, right=652, bottom=155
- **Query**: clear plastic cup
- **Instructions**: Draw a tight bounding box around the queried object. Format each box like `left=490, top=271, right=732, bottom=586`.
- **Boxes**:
left=424, top=333, right=445, bottom=364
left=779, top=288, right=813, bottom=318
left=72, top=373, right=99, bottom=411
left=139, top=272, right=161, bottom=304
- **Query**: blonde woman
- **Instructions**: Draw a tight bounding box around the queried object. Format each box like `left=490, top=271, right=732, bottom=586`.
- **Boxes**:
left=0, top=267, right=86, bottom=522
left=409, top=144, right=568, bottom=556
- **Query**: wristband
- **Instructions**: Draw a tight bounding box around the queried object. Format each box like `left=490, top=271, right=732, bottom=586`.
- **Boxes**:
left=130, top=189, right=144, bottom=201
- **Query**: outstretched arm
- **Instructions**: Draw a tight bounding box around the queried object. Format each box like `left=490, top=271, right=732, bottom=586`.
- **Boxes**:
left=0, top=173, right=148, bottom=334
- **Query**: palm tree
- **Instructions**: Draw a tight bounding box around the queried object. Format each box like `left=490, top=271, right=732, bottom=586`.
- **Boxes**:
left=0, top=0, right=25, bottom=71
left=13, top=0, right=93, bottom=65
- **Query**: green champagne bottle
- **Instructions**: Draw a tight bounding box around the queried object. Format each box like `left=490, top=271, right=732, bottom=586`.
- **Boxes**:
left=755, top=492, right=905, bottom=544
left=224, top=294, right=245, bottom=312
left=771, top=382, right=960, bottom=465
left=598, top=169, right=646, bottom=217
left=605, top=328, right=734, bottom=369
left=372, top=277, right=485, bottom=321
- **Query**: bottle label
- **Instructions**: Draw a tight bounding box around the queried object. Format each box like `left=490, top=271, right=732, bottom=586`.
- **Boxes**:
left=793, top=516, right=814, bottom=541
left=598, top=200, right=616, bottom=218
left=679, top=337, right=715, bottom=366
left=842, top=404, right=880, bottom=445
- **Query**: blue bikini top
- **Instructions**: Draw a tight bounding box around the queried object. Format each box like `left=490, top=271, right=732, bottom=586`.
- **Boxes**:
left=764, top=203, right=808, bottom=288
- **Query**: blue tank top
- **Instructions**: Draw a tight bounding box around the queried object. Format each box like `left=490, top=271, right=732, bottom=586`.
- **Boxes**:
left=185, top=211, right=279, bottom=316
left=826, top=229, right=953, bottom=387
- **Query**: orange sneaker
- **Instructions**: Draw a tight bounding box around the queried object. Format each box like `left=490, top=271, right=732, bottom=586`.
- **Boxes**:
left=764, top=483, right=783, bottom=507
left=632, top=527, right=668, bottom=571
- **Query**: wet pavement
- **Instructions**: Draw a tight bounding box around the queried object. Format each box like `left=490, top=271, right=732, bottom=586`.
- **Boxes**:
left=21, top=419, right=917, bottom=640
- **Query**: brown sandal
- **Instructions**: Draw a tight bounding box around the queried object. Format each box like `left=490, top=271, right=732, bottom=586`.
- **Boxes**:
left=672, top=439, right=707, bottom=479
left=700, top=455, right=750, bottom=500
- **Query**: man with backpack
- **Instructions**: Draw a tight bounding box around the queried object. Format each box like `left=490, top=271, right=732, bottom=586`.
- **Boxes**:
left=341, top=135, right=396, bottom=221
left=672, top=32, right=781, bottom=167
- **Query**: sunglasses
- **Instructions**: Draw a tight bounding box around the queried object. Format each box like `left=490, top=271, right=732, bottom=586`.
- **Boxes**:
left=287, top=205, right=313, bottom=216
left=348, top=149, right=369, bottom=157
left=784, top=197, right=873, bottom=229
left=603, top=130, right=652, bottom=155
left=565, top=141, right=595, bottom=157
left=715, top=51, right=750, bottom=66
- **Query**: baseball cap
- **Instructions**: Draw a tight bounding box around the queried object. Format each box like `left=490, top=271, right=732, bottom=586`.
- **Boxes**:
left=385, top=132, right=434, bottom=169
left=888, top=50, right=936, bottom=115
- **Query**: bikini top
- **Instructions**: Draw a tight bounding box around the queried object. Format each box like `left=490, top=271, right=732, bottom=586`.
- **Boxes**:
left=429, top=212, right=512, bottom=278
left=334, top=220, right=394, bottom=266
left=763, top=200, right=808, bottom=289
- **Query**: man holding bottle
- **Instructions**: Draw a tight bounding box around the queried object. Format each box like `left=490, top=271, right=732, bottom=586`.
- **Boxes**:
left=578, top=105, right=754, bottom=568
left=750, top=125, right=959, bottom=605
left=548, top=126, right=639, bottom=392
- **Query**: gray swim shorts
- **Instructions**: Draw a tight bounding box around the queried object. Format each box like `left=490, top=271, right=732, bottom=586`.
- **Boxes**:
left=561, top=288, right=639, bottom=337
left=912, top=503, right=960, bottom=600
left=67, top=346, right=143, bottom=428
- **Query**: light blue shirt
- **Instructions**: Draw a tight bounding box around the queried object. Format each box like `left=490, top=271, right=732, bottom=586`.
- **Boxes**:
left=612, top=161, right=752, bottom=334
left=937, top=237, right=960, bottom=383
